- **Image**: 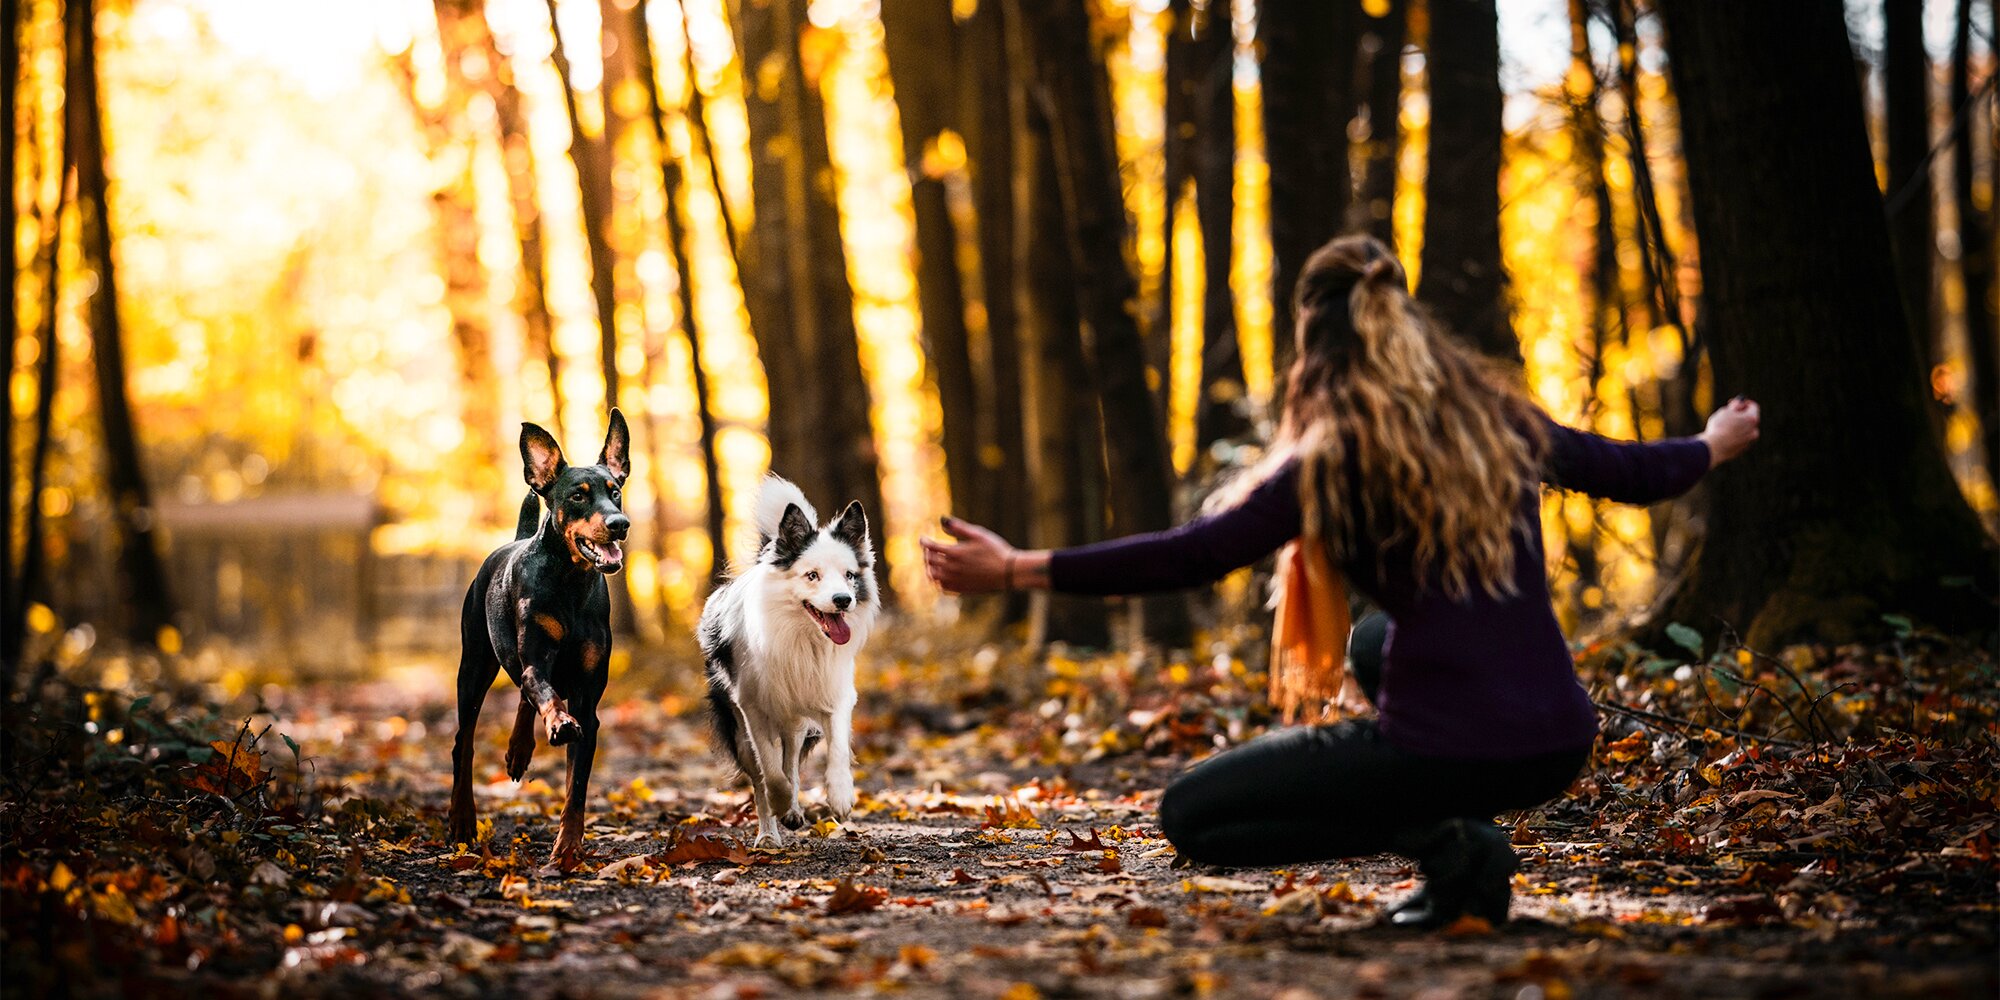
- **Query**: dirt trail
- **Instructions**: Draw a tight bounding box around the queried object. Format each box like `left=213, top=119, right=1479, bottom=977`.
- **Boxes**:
left=280, top=675, right=1995, bottom=1000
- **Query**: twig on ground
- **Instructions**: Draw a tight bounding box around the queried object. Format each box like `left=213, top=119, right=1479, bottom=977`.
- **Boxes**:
left=1593, top=699, right=1809, bottom=748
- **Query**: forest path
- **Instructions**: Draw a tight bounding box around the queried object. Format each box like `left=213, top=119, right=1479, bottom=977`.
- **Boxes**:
left=282, top=672, right=1992, bottom=1000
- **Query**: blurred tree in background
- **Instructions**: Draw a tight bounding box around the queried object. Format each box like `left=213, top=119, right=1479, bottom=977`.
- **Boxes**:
left=3, top=0, right=1996, bottom=679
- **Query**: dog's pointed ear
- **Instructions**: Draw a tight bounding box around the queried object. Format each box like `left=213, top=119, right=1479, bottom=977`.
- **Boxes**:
left=830, top=500, right=869, bottom=556
left=598, top=408, right=630, bottom=483
left=521, top=423, right=567, bottom=494
left=775, top=503, right=815, bottom=558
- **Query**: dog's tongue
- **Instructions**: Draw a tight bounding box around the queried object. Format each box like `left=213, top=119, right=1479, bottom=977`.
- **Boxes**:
left=596, top=540, right=624, bottom=573
left=819, top=613, right=851, bottom=645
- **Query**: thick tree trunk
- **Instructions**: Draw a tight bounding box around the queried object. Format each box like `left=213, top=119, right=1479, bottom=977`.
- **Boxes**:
left=1418, top=0, right=1515, bottom=360
left=1883, top=0, right=1933, bottom=357
left=1177, top=0, right=1250, bottom=465
left=1658, top=0, right=1995, bottom=646
left=544, top=0, right=622, bottom=414
left=1566, top=0, right=1610, bottom=605
left=1010, top=0, right=1189, bottom=646
left=1954, top=0, right=1998, bottom=476
left=1351, top=0, right=1405, bottom=244
left=8, top=137, right=62, bottom=688
left=69, top=0, right=175, bottom=647
left=458, top=1, right=565, bottom=438
left=879, top=0, right=985, bottom=529
left=627, top=0, right=727, bottom=588
left=1260, top=0, right=1355, bottom=377
left=956, top=0, right=1032, bottom=623
left=730, top=0, right=889, bottom=586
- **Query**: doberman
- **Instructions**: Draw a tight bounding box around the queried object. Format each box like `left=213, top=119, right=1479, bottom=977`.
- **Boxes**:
left=448, top=410, right=630, bottom=867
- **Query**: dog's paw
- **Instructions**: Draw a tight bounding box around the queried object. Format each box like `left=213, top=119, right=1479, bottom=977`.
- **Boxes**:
left=828, top=786, right=856, bottom=822
left=546, top=712, right=581, bottom=747
left=447, top=811, right=479, bottom=846
left=504, top=748, right=533, bottom=781
left=753, top=830, right=784, bottom=849
left=779, top=808, right=806, bottom=830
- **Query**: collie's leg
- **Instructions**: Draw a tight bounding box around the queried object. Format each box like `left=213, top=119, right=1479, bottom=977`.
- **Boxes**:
left=825, top=707, right=855, bottom=822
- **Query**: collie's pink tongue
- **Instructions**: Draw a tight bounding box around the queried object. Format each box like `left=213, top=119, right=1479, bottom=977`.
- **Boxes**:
left=819, top=612, right=851, bottom=645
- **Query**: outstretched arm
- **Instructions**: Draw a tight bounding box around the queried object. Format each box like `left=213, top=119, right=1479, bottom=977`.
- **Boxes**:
left=1542, top=398, right=1760, bottom=503
left=923, top=462, right=1305, bottom=597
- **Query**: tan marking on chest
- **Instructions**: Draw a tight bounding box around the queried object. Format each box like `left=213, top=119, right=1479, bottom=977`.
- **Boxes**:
left=581, top=641, right=605, bottom=674
left=533, top=613, right=566, bottom=641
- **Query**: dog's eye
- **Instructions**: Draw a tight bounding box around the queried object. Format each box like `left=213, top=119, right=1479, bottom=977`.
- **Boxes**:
left=609, top=486, right=620, bottom=502
left=805, top=571, right=820, bottom=582
left=569, top=490, right=585, bottom=504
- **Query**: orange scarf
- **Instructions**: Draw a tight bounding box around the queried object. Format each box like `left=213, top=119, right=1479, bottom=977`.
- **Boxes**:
left=1268, top=538, right=1353, bottom=725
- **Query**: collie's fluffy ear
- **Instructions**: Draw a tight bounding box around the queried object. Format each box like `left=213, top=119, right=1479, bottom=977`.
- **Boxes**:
left=774, top=503, right=815, bottom=560
left=830, top=501, right=870, bottom=559
left=754, top=474, right=817, bottom=541
left=521, top=423, right=566, bottom=494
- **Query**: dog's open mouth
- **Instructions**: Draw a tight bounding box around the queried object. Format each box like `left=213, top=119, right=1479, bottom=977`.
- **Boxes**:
left=803, top=602, right=852, bottom=645
left=575, top=537, right=625, bottom=574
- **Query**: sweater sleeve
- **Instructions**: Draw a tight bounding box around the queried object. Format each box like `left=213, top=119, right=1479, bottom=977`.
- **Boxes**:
left=1540, top=413, right=1711, bottom=504
left=1048, top=461, right=1304, bottom=595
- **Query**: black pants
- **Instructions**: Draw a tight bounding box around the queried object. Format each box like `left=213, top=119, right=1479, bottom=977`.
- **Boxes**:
left=1157, top=613, right=1589, bottom=867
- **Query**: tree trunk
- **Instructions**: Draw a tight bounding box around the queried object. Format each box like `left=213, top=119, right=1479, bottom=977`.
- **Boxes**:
left=69, top=0, right=175, bottom=648
left=730, top=0, right=889, bottom=586
left=544, top=0, right=622, bottom=415
left=1658, top=0, right=1995, bottom=646
left=628, top=0, right=727, bottom=588
left=1418, top=0, right=1515, bottom=359
left=7, top=127, right=62, bottom=687
left=1954, top=0, right=1998, bottom=476
left=1883, top=0, right=1934, bottom=359
left=1000, top=3, right=1105, bottom=647
left=880, top=0, right=985, bottom=529
left=956, top=0, right=1032, bottom=623
left=1177, top=0, right=1251, bottom=466
left=1566, top=0, right=1610, bottom=607
left=457, top=1, right=565, bottom=438
left=1260, top=0, right=1355, bottom=377
left=1010, top=0, right=1189, bottom=646
left=1351, top=0, right=1405, bottom=244
left=2, top=0, right=18, bottom=673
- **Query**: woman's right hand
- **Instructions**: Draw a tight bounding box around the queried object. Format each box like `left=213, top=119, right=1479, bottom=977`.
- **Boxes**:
left=1701, top=396, right=1761, bottom=466
left=920, top=517, right=1048, bottom=594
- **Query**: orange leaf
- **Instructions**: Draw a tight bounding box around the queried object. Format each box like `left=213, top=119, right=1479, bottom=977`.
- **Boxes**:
left=825, top=878, right=887, bottom=915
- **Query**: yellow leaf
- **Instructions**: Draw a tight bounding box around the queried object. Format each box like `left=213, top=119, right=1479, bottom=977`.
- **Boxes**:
left=48, top=862, right=74, bottom=893
left=1000, top=985, right=1041, bottom=1000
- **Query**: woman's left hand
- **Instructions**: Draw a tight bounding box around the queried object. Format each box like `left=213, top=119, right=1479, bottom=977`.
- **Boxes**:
left=921, top=518, right=1044, bottom=594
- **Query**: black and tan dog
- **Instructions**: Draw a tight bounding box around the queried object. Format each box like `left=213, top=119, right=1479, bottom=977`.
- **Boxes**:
left=448, top=410, right=630, bottom=866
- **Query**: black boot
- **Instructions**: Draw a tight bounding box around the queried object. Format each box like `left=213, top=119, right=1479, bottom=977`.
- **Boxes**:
left=1386, top=819, right=1517, bottom=928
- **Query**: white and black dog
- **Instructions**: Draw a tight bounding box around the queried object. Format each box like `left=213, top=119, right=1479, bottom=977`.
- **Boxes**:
left=699, top=475, right=877, bottom=847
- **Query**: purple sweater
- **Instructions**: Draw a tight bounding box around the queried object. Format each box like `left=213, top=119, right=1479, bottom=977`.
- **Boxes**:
left=1049, top=416, right=1712, bottom=760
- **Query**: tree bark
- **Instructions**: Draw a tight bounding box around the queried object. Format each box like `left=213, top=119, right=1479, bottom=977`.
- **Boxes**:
left=1260, top=0, right=1355, bottom=377
left=544, top=0, right=622, bottom=414
left=1883, top=0, right=1933, bottom=358
left=1566, top=0, right=1611, bottom=606
left=955, top=0, right=1032, bottom=623
left=1010, top=81, right=1109, bottom=648
left=627, top=0, right=727, bottom=589
left=1418, top=0, right=1515, bottom=359
left=1658, top=0, right=1995, bottom=645
left=69, top=0, right=175, bottom=648
left=1172, top=0, right=1250, bottom=466
left=1351, top=0, right=1405, bottom=244
left=879, top=0, right=985, bottom=529
left=1953, top=0, right=1998, bottom=476
left=729, top=0, right=889, bottom=586
left=1010, top=0, right=1189, bottom=646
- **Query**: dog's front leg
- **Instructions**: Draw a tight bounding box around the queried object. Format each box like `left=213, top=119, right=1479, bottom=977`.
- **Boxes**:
left=548, top=712, right=598, bottom=868
left=518, top=633, right=581, bottom=746
left=825, top=707, right=856, bottom=822
left=750, top=718, right=800, bottom=842
left=776, top=723, right=807, bottom=831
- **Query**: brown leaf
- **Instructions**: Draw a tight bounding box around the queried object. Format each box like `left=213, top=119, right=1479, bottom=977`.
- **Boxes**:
left=1127, top=905, right=1169, bottom=928
left=824, top=878, right=887, bottom=915
left=1061, top=829, right=1107, bottom=852
left=655, top=833, right=751, bottom=867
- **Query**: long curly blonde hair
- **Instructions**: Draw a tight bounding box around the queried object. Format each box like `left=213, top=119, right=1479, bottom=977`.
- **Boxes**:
left=1267, top=234, right=1544, bottom=600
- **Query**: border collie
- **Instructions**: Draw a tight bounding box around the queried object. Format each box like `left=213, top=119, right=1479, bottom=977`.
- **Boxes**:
left=699, top=475, right=877, bottom=847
